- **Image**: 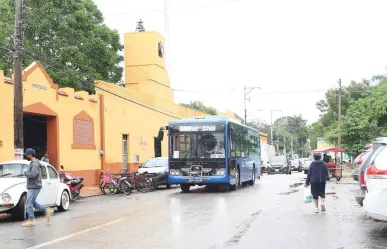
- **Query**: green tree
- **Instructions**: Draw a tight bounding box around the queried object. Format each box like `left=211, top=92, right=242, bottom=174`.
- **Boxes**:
left=0, top=0, right=13, bottom=74
left=342, top=80, right=387, bottom=155
left=180, top=101, right=217, bottom=115
left=314, top=79, right=374, bottom=145
left=309, top=121, right=324, bottom=149
left=273, top=115, right=309, bottom=156
left=0, top=0, right=123, bottom=91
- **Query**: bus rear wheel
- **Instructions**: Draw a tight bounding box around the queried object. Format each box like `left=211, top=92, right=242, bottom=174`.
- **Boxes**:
left=180, top=184, right=191, bottom=193
left=248, top=168, right=256, bottom=186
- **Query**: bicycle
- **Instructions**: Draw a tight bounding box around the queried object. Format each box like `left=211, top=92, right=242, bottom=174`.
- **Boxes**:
left=127, top=171, right=153, bottom=193
left=100, top=172, right=116, bottom=195
left=110, top=175, right=132, bottom=195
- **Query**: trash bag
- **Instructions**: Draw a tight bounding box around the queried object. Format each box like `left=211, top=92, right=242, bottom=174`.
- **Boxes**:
left=304, top=187, right=313, bottom=203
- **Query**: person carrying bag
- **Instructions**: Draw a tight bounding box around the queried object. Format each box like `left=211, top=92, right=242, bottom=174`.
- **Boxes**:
left=304, top=153, right=329, bottom=213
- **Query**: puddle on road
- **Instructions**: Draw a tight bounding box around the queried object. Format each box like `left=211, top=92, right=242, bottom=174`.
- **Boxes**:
left=277, top=182, right=304, bottom=195
left=278, top=189, right=300, bottom=195
left=289, top=182, right=304, bottom=188
left=210, top=210, right=263, bottom=248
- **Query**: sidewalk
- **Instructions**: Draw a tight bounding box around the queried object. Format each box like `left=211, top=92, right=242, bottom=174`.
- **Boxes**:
left=80, top=186, right=103, bottom=198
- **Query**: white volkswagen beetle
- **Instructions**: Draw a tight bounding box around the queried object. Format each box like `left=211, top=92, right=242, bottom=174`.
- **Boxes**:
left=0, top=160, right=71, bottom=221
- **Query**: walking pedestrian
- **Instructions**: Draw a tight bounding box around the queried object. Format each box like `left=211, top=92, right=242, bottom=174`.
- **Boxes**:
left=22, top=148, right=54, bottom=227
left=304, top=153, right=329, bottom=213
left=41, top=151, right=49, bottom=163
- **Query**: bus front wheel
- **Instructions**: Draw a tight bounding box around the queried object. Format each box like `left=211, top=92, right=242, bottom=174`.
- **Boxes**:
left=230, top=169, right=240, bottom=191
left=180, top=184, right=191, bottom=193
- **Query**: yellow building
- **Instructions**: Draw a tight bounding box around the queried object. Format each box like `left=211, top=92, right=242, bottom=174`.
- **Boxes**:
left=0, top=30, right=244, bottom=186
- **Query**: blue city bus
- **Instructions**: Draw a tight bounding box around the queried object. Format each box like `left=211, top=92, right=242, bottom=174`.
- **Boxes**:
left=167, top=116, right=261, bottom=192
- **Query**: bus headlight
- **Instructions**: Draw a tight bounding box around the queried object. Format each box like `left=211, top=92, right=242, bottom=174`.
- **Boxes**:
left=170, top=169, right=180, bottom=175
left=215, top=169, right=226, bottom=175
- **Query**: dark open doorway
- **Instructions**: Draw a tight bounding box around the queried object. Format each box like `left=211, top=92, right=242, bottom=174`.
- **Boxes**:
left=23, top=114, right=47, bottom=159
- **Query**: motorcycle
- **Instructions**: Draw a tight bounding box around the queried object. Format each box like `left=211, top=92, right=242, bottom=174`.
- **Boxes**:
left=59, top=165, right=84, bottom=202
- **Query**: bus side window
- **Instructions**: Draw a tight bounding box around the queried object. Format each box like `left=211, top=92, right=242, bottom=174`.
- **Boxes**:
left=229, top=132, right=236, bottom=157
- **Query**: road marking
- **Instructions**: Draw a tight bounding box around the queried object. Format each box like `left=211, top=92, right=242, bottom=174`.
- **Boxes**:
left=26, top=218, right=123, bottom=249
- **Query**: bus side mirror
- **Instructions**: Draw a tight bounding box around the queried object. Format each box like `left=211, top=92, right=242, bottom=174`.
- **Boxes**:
left=231, top=131, right=237, bottom=141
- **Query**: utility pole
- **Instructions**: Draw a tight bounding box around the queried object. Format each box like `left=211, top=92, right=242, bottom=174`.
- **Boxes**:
left=13, top=0, right=25, bottom=159
left=244, top=86, right=261, bottom=125
left=338, top=79, right=342, bottom=148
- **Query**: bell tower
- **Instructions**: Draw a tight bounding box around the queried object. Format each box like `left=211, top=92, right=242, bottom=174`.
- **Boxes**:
left=123, top=20, right=173, bottom=103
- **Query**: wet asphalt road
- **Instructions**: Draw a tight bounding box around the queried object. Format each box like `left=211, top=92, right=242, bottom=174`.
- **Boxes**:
left=1, top=172, right=387, bottom=249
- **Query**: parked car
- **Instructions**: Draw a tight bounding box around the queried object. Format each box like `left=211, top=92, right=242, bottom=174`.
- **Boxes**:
left=138, top=157, right=171, bottom=189
left=352, top=150, right=369, bottom=181
left=267, top=156, right=291, bottom=175
left=355, top=138, right=387, bottom=206
left=303, top=155, right=313, bottom=174
left=0, top=160, right=71, bottom=221
left=290, top=159, right=302, bottom=172
left=363, top=143, right=387, bottom=221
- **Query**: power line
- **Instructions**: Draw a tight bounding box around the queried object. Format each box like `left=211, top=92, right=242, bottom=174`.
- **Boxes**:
left=2, top=43, right=384, bottom=97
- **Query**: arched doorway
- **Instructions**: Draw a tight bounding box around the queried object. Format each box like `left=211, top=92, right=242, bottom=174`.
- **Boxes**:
left=23, top=102, right=59, bottom=169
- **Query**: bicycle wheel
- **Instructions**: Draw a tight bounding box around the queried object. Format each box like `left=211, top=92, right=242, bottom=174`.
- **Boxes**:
left=120, top=180, right=132, bottom=195
left=103, top=182, right=117, bottom=195
left=136, top=177, right=153, bottom=193
left=100, top=182, right=107, bottom=195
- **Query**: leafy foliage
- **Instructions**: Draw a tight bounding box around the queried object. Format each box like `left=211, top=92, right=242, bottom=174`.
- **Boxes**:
left=272, top=115, right=309, bottom=156
left=180, top=101, right=217, bottom=115
left=342, top=81, right=387, bottom=155
left=0, top=0, right=123, bottom=92
left=310, top=79, right=375, bottom=149
left=309, top=75, right=387, bottom=155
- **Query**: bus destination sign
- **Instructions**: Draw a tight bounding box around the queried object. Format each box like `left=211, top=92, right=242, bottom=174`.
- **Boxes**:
left=179, top=125, right=217, bottom=132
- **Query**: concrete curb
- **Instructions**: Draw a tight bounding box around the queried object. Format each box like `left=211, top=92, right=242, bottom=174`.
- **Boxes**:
left=79, top=192, right=104, bottom=199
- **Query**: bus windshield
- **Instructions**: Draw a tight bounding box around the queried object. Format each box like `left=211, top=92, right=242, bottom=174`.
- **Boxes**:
left=171, top=132, right=225, bottom=159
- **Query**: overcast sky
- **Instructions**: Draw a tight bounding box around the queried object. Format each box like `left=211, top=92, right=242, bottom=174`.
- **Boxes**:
left=93, top=0, right=387, bottom=124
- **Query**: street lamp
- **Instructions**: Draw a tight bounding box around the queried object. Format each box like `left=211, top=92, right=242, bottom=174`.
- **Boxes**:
left=270, top=109, right=282, bottom=146
left=244, top=86, right=261, bottom=124
left=247, top=109, right=263, bottom=118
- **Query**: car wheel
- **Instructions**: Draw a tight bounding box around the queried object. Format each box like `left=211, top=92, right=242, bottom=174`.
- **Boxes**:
left=57, top=190, right=70, bottom=212
left=12, top=195, right=27, bottom=221
left=180, top=184, right=191, bottom=193
left=166, top=183, right=171, bottom=189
